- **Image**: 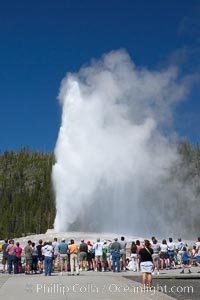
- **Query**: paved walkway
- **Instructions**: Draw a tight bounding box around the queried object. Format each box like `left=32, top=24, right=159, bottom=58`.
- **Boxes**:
left=0, top=273, right=174, bottom=300
left=1, top=267, right=200, bottom=300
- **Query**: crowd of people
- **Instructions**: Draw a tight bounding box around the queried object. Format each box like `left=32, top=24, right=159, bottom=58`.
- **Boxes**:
left=1, top=235, right=200, bottom=286
left=128, top=236, right=200, bottom=289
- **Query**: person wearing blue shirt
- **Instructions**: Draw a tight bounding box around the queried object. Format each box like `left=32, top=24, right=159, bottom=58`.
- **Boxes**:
left=58, top=238, right=69, bottom=274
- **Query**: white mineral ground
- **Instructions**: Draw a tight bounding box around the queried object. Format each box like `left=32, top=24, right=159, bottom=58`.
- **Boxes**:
left=13, top=229, right=194, bottom=249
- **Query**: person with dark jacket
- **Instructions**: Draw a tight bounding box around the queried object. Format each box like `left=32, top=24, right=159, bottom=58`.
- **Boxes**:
left=79, top=240, right=88, bottom=271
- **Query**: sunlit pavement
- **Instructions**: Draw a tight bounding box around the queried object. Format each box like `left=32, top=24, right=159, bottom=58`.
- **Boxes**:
left=1, top=268, right=199, bottom=300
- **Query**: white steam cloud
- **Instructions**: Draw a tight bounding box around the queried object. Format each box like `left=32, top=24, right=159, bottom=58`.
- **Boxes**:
left=52, top=50, right=191, bottom=237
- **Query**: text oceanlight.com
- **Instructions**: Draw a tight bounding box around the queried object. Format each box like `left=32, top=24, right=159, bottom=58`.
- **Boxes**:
left=36, top=283, right=194, bottom=296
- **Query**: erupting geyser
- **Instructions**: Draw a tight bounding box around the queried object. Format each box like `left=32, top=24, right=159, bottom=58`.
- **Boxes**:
left=52, top=49, right=192, bottom=237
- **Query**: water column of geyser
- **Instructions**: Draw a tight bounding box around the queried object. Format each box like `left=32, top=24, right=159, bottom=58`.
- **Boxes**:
left=52, top=49, right=189, bottom=236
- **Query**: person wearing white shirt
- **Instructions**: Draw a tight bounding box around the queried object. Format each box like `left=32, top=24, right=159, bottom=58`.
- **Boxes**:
left=42, top=241, right=53, bottom=276
left=93, top=238, right=104, bottom=271
left=168, top=238, right=175, bottom=268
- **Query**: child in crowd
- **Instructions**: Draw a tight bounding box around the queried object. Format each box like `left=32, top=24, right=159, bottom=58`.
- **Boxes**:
left=173, top=250, right=179, bottom=267
left=180, top=247, right=191, bottom=274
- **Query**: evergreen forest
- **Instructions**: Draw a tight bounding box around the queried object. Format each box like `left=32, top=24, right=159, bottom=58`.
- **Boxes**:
left=0, top=148, right=55, bottom=238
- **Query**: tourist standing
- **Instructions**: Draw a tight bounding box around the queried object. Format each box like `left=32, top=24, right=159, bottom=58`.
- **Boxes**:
left=159, top=239, right=169, bottom=270
left=24, top=240, right=33, bottom=274
left=168, top=238, right=175, bottom=268
left=119, top=236, right=127, bottom=271
left=110, top=238, right=121, bottom=272
left=103, top=240, right=112, bottom=271
left=151, top=238, right=160, bottom=275
left=68, top=239, right=79, bottom=275
left=138, top=240, right=153, bottom=290
left=130, top=241, right=139, bottom=272
left=36, top=239, right=44, bottom=273
left=6, top=239, right=17, bottom=274
left=136, top=240, right=142, bottom=253
left=2, top=239, right=8, bottom=273
left=15, top=242, right=22, bottom=273
left=87, top=241, right=94, bottom=270
left=32, top=242, right=38, bottom=274
left=42, top=241, right=53, bottom=276
left=79, top=239, right=88, bottom=271
left=52, top=237, right=60, bottom=271
left=58, top=238, right=68, bottom=275
left=93, top=238, right=104, bottom=272
left=180, top=247, right=191, bottom=274
left=176, top=238, right=185, bottom=252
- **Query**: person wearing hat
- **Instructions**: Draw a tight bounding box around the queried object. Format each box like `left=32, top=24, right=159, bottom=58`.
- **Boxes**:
left=58, top=238, right=69, bottom=275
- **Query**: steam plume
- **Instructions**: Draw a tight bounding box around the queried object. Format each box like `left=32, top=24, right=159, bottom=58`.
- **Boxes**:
left=52, top=49, right=192, bottom=237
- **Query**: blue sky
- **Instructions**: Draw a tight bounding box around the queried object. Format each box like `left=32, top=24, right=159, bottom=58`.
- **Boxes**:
left=0, top=0, right=199, bottom=153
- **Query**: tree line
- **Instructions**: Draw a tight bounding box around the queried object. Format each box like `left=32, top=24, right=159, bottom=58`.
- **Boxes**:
left=0, top=147, right=55, bottom=238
